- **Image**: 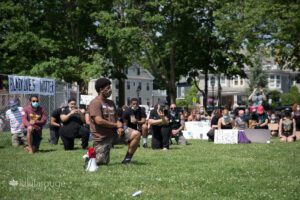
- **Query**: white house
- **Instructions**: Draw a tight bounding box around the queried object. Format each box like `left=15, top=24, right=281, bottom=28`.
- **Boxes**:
left=177, top=60, right=299, bottom=109
left=88, top=64, right=155, bottom=107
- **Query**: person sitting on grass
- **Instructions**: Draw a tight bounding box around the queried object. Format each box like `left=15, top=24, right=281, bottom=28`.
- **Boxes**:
left=22, top=95, right=47, bottom=154
left=5, top=99, right=26, bottom=147
left=217, top=109, right=234, bottom=130
left=279, top=108, right=296, bottom=143
left=254, top=105, right=269, bottom=129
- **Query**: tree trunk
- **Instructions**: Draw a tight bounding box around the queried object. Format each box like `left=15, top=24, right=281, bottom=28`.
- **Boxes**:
left=204, top=70, right=208, bottom=109
left=118, top=78, right=125, bottom=107
left=169, top=43, right=177, bottom=104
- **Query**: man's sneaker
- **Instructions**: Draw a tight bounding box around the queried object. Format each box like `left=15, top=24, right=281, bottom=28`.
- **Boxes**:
left=162, top=147, right=168, bottom=151
left=121, top=159, right=131, bottom=164
left=142, top=143, right=147, bottom=148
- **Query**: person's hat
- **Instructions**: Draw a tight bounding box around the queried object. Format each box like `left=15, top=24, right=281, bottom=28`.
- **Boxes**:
left=9, top=99, right=18, bottom=107
left=257, top=105, right=264, bottom=114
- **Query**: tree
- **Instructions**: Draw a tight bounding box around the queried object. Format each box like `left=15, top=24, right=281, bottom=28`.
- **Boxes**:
left=281, top=86, right=300, bottom=106
left=247, top=52, right=269, bottom=90
left=92, top=0, right=144, bottom=106
left=214, top=0, right=300, bottom=70
left=0, top=0, right=108, bottom=92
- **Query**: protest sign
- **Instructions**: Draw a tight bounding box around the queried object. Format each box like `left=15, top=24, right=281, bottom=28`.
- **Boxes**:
left=214, top=129, right=238, bottom=144
left=183, top=121, right=211, bottom=139
left=8, top=75, right=55, bottom=95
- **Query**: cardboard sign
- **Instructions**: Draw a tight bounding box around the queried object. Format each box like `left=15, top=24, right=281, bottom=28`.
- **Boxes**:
left=214, top=129, right=238, bottom=144
left=183, top=121, right=211, bottom=139
left=8, top=75, right=55, bottom=95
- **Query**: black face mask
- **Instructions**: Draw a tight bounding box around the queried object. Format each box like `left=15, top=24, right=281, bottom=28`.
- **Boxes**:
left=101, top=87, right=112, bottom=98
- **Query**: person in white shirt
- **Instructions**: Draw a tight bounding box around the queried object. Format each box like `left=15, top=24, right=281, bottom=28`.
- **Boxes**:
left=5, top=99, right=26, bottom=147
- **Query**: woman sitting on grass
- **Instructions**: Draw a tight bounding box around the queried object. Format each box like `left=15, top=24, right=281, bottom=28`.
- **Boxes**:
left=217, top=109, right=234, bottom=130
left=279, top=108, right=296, bottom=143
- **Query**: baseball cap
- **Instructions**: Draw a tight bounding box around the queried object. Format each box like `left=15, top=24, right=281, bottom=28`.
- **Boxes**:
left=257, top=105, right=264, bottom=114
left=9, top=99, right=18, bottom=107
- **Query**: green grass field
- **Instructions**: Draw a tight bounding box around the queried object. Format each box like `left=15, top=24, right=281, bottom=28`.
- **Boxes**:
left=0, top=130, right=299, bottom=200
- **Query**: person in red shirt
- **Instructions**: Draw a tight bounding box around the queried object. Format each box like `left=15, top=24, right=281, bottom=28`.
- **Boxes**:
left=22, top=95, right=47, bottom=153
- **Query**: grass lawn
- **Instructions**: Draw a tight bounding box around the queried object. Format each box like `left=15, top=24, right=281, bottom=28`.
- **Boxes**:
left=0, top=130, right=299, bottom=200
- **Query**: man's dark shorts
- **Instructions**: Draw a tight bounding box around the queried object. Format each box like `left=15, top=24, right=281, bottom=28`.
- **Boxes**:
left=93, top=127, right=135, bottom=165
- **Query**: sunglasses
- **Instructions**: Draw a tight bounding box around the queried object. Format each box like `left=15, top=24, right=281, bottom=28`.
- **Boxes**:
left=31, top=100, right=39, bottom=102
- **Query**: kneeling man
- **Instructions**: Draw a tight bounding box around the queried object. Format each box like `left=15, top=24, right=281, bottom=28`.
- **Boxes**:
left=89, top=78, right=141, bottom=165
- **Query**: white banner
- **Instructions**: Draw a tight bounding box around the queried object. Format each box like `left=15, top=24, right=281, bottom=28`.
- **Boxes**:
left=80, top=95, right=96, bottom=105
left=8, top=75, right=55, bottom=95
left=214, top=129, right=238, bottom=144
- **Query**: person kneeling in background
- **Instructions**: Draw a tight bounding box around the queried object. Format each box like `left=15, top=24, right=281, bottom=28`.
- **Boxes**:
left=59, top=98, right=89, bottom=150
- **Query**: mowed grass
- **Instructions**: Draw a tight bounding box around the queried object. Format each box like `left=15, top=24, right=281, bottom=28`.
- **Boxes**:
left=0, top=130, right=300, bottom=200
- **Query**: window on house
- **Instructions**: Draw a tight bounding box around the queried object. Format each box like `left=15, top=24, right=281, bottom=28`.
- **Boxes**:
left=276, top=75, right=281, bottom=88
left=137, top=68, right=140, bottom=75
left=138, top=82, right=142, bottom=90
left=269, top=75, right=275, bottom=88
left=220, top=76, right=226, bottom=85
left=147, top=83, right=149, bottom=91
left=234, top=77, right=239, bottom=86
left=127, top=81, right=130, bottom=90
left=127, top=97, right=130, bottom=105
left=138, top=97, right=142, bottom=104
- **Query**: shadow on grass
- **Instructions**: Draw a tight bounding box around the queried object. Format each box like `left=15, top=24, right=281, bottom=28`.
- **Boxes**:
left=108, top=160, right=149, bottom=166
left=38, top=149, right=57, bottom=153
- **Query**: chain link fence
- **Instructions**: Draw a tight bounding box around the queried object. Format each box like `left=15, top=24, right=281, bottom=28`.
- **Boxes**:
left=0, top=74, right=79, bottom=145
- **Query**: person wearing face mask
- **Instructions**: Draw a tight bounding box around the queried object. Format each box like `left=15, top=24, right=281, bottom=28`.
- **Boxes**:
left=89, top=78, right=141, bottom=165
left=122, top=98, right=148, bottom=148
left=22, top=95, right=47, bottom=153
left=254, top=105, right=269, bottom=129
left=235, top=110, right=248, bottom=130
left=217, top=109, right=235, bottom=129
left=59, top=98, right=89, bottom=150
left=148, top=100, right=171, bottom=150
left=169, top=104, right=186, bottom=145
left=279, top=108, right=296, bottom=142
left=248, top=86, right=266, bottom=111
left=5, top=99, right=26, bottom=147
left=235, top=110, right=251, bottom=143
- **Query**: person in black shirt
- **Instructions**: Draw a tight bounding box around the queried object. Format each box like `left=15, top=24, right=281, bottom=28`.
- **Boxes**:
left=59, top=98, right=89, bottom=150
left=49, top=107, right=64, bottom=144
left=122, top=98, right=148, bottom=148
left=148, top=100, right=170, bottom=150
left=169, top=104, right=185, bottom=145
